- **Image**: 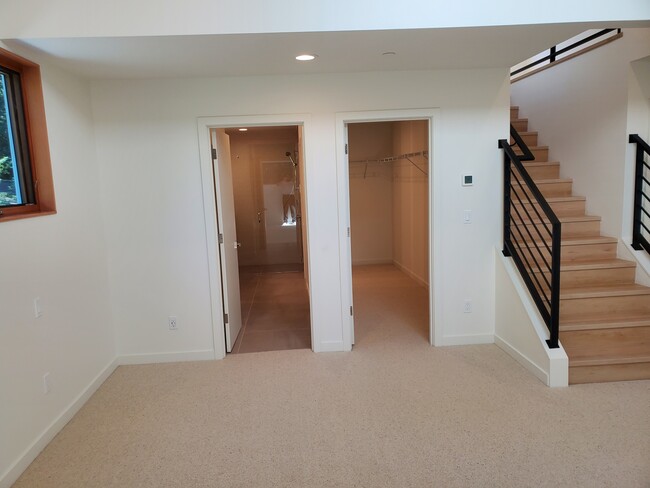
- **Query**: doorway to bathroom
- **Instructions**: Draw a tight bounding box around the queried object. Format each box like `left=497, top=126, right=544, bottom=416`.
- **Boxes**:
left=210, top=124, right=311, bottom=355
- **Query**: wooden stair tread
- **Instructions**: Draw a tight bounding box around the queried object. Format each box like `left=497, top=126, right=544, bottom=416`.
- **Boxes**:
left=561, top=316, right=650, bottom=332
left=532, top=259, right=636, bottom=274
left=570, top=355, right=650, bottom=368
left=521, top=160, right=559, bottom=167
left=513, top=178, right=572, bottom=184
left=561, top=283, right=650, bottom=299
left=515, top=215, right=600, bottom=224
left=518, top=235, right=618, bottom=247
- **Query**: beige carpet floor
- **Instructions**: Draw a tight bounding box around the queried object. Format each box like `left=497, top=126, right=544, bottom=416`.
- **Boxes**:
left=13, top=265, right=650, bottom=487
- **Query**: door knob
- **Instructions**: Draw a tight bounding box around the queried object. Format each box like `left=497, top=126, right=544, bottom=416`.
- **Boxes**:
left=234, top=242, right=241, bottom=249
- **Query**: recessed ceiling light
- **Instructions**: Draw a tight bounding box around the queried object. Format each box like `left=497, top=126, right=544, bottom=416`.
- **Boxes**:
left=238, top=128, right=248, bottom=132
left=296, top=54, right=316, bottom=61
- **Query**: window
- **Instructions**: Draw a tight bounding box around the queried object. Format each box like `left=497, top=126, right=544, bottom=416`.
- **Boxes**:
left=0, top=47, right=54, bottom=220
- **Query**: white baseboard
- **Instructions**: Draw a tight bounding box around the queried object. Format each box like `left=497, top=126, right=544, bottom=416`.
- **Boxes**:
left=314, top=340, right=347, bottom=352
left=351, top=259, right=393, bottom=266
left=119, top=350, right=216, bottom=365
left=441, top=334, right=494, bottom=346
left=0, top=356, right=120, bottom=488
left=495, top=334, right=548, bottom=385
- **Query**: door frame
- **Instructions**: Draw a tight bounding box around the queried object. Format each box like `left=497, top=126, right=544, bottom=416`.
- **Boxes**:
left=197, top=114, right=313, bottom=360
left=335, top=108, right=442, bottom=348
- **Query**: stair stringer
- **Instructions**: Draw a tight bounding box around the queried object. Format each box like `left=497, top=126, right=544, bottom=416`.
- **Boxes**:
left=494, top=248, right=569, bottom=387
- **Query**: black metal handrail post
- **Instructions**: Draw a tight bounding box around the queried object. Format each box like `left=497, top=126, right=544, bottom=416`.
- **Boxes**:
left=629, top=134, right=650, bottom=254
left=500, top=124, right=561, bottom=349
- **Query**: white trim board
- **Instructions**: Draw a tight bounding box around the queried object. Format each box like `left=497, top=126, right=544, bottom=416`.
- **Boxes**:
left=196, top=114, right=314, bottom=358
left=119, top=350, right=215, bottom=365
left=335, top=108, right=442, bottom=350
left=0, top=357, right=120, bottom=488
left=494, top=249, right=568, bottom=387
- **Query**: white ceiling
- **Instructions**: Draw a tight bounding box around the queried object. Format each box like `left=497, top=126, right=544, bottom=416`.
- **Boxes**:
left=4, top=23, right=627, bottom=80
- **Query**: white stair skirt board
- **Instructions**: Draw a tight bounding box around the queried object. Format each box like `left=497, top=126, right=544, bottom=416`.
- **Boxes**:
left=0, top=357, right=120, bottom=488
left=619, top=241, right=650, bottom=287
left=494, top=248, right=569, bottom=387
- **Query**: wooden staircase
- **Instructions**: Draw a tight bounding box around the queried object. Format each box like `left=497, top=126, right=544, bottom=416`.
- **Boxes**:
left=510, top=105, right=650, bottom=384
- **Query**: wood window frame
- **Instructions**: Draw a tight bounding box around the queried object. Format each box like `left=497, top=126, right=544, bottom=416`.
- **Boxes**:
left=0, top=47, right=55, bottom=221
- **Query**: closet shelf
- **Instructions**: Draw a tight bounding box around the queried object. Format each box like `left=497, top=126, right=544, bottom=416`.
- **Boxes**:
left=350, top=150, right=428, bottom=177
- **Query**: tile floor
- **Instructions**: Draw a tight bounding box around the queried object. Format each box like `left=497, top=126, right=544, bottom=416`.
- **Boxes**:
left=232, top=265, right=311, bottom=354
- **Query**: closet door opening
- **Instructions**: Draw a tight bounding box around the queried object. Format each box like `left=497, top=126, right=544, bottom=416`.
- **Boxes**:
left=346, top=120, right=430, bottom=346
left=211, top=125, right=311, bottom=354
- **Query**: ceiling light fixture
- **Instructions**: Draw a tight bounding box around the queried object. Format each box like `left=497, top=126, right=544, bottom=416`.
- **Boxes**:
left=296, top=54, right=316, bottom=61
left=238, top=128, right=248, bottom=132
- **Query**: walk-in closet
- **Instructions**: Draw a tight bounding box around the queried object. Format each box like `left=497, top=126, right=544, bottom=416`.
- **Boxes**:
left=347, top=120, right=430, bottom=345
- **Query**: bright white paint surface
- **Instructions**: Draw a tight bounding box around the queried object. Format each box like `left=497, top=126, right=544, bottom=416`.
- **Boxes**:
left=1, top=0, right=648, bottom=39
left=92, top=69, right=509, bottom=355
left=494, top=250, right=568, bottom=387
left=511, top=28, right=650, bottom=239
left=212, top=129, right=243, bottom=352
left=0, top=44, right=116, bottom=486
left=6, top=24, right=609, bottom=80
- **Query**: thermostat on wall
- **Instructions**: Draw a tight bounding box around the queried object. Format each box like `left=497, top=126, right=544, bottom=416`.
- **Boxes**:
left=462, top=174, right=473, bottom=186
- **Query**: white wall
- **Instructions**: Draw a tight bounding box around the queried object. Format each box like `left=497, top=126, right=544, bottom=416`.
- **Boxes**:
left=511, top=28, right=650, bottom=240
left=91, top=68, right=509, bottom=354
left=392, top=120, right=429, bottom=285
left=1, top=0, right=648, bottom=38
left=0, top=44, right=115, bottom=486
left=348, top=122, right=394, bottom=265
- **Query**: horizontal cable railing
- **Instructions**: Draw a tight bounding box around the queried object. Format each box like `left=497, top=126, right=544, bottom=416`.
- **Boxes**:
left=499, top=126, right=561, bottom=349
left=511, top=28, right=622, bottom=81
left=629, top=134, right=650, bottom=255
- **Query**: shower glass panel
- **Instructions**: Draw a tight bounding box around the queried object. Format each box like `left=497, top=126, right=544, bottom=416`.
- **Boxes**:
left=258, top=156, right=301, bottom=265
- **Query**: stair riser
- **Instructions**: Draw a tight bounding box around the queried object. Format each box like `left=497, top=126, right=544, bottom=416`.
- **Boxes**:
left=510, top=133, right=538, bottom=146
left=513, top=181, right=573, bottom=198
left=560, top=242, right=618, bottom=262
left=559, top=267, right=636, bottom=287
left=511, top=119, right=528, bottom=132
left=514, top=147, right=548, bottom=161
left=569, top=362, right=650, bottom=384
left=534, top=267, right=636, bottom=288
left=517, top=241, right=617, bottom=264
left=561, top=326, right=650, bottom=358
left=521, top=164, right=560, bottom=180
left=510, top=107, right=519, bottom=119
left=561, top=295, right=650, bottom=321
left=515, top=220, right=600, bottom=238
left=514, top=199, right=586, bottom=217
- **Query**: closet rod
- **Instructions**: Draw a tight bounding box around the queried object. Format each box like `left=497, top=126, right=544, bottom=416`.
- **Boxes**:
left=350, top=150, right=429, bottom=176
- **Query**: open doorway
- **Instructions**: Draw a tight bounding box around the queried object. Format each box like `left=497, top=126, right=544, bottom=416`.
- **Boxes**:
left=345, top=119, right=430, bottom=346
left=210, top=125, right=311, bottom=354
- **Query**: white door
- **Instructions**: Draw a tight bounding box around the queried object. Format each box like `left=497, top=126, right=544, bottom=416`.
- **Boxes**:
left=211, top=129, right=243, bottom=352
left=345, top=125, right=355, bottom=345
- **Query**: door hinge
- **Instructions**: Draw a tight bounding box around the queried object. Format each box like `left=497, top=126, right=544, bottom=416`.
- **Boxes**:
left=350, top=306, right=353, bottom=316
left=345, top=143, right=348, bottom=155
left=224, top=313, right=229, bottom=324
left=218, top=233, right=224, bottom=244
left=347, top=227, right=350, bottom=237
left=211, top=148, right=217, bottom=160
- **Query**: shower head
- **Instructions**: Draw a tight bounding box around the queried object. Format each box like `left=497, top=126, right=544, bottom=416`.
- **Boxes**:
left=285, top=151, right=297, bottom=167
